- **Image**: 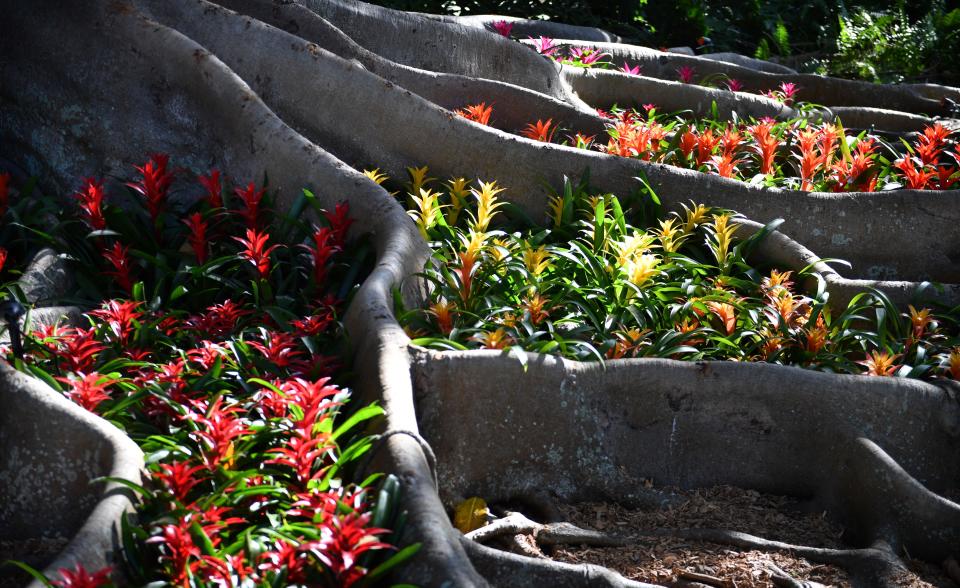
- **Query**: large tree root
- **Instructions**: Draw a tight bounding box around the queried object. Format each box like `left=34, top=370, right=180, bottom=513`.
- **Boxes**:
left=463, top=509, right=912, bottom=587
left=525, top=39, right=960, bottom=116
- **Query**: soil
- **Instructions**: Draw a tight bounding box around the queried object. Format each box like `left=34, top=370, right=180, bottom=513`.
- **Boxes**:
left=547, top=486, right=958, bottom=588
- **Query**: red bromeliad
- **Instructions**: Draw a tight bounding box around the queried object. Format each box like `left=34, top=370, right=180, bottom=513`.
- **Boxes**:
left=127, top=154, right=173, bottom=224
left=454, top=102, right=493, bottom=126
left=51, top=564, right=113, bottom=588
left=186, top=397, right=252, bottom=470
left=234, top=182, right=265, bottom=230
left=0, top=171, right=10, bottom=217
left=183, top=212, right=209, bottom=264
left=323, top=201, right=355, bottom=247
left=198, top=169, right=223, bottom=209
left=305, top=226, right=339, bottom=286
left=75, top=177, right=108, bottom=231
left=521, top=118, right=556, bottom=142
left=102, top=241, right=135, bottom=293
left=235, top=228, right=280, bottom=280
left=56, top=371, right=114, bottom=412
left=90, top=299, right=143, bottom=345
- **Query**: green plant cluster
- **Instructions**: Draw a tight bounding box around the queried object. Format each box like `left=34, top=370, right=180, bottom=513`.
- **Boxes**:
left=393, top=167, right=960, bottom=381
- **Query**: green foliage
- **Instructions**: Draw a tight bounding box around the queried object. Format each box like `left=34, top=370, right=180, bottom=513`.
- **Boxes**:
left=391, top=168, right=960, bottom=380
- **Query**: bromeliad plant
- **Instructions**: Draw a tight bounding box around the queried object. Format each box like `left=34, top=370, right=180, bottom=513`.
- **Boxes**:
left=454, top=101, right=960, bottom=192
left=387, top=166, right=960, bottom=380
left=0, top=157, right=417, bottom=587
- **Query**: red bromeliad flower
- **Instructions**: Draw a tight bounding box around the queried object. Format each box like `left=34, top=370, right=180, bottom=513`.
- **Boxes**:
left=292, top=310, right=334, bottom=337
left=197, top=169, right=223, bottom=208
left=323, top=201, right=355, bottom=247
left=75, top=177, right=108, bottom=231
left=695, top=129, right=721, bottom=167
left=234, top=228, right=280, bottom=279
left=747, top=121, right=780, bottom=175
left=0, top=171, right=10, bottom=217
left=51, top=564, right=113, bottom=588
left=720, top=127, right=743, bottom=157
left=521, top=118, right=556, bottom=143
left=315, top=511, right=393, bottom=587
left=266, top=431, right=334, bottom=486
left=677, top=65, right=696, bottom=83
left=491, top=19, right=512, bottom=37
left=726, top=78, right=744, bottom=92
left=183, top=212, right=209, bottom=264
left=679, top=130, right=697, bottom=160
left=147, top=517, right=202, bottom=587
left=187, top=299, right=251, bottom=338
left=0, top=247, right=7, bottom=273
left=57, top=371, right=114, bottom=412
left=90, top=300, right=143, bottom=345
left=304, top=226, right=339, bottom=286
left=152, top=460, right=207, bottom=503
left=56, top=327, right=106, bottom=373
left=248, top=330, right=307, bottom=370
left=281, top=377, right=342, bottom=428
left=186, top=397, right=252, bottom=470
left=621, top=62, right=642, bottom=75
left=711, top=153, right=744, bottom=179
left=778, top=82, right=799, bottom=105
left=102, top=241, right=135, bottom=293
left=894, top=156, right=936, bottom=190
left=193, top=554, right=254, bottom=588
left=454, top=102, right=493, bottom=126
left=258, top=540, right=314, bottom=584
left=234, top=182, right=265, bottom=230
left=127, top=154, right=173, bottom=223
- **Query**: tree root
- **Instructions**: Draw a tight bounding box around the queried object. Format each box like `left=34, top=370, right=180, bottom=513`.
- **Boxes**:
left=527, top=39, right=960, bottom=116
left=461, top=534, right=664, bottom=588
left=467, top=511, right=911, bottom=588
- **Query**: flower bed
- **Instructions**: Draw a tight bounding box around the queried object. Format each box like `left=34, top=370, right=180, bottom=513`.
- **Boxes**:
left=0, top=159, right=414, bottom=586
left=387, top=166, right=960, bottom=380
left=455, top=102, right=960, bottom=192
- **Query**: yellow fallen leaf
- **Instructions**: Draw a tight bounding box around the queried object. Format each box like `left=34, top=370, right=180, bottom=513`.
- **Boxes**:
left=453, top=497, right=489, bottom=533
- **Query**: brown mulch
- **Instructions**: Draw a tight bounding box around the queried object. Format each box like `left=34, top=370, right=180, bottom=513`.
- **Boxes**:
left=545, top=486, right=957, bottom=588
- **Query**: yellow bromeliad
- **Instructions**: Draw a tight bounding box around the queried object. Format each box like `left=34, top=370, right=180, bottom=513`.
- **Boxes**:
left=656, top=218, right=687, bottom=253
left=472, top=328, right=513, bottom=350
left=445, top=177, right=471, bottom=226
left=523, top=244, right=551, bottom=277
left=680, top=201, right=710, bottom=234
left=709, top=213, right=739, bottom=265
left=363, top=168, right=389, bottom=185
left=408, top=188, right=443, bottom=240
left=547, top=193, right=565, bottom=228
left=625, top=253, right=661, bottom=289
left=427, top=300, right=456, bottom=335
left=406, top=166, right=435, bottom=198
left=614, top=231, right=657, bottom=267
left=470, top=180, right=505, bottom=233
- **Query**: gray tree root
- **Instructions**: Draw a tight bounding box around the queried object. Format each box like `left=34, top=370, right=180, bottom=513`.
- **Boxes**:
left=527, top=40, right=960, bottom=116
left=562, top=67, right=794, bottom=121
left=461, top=535, right=664, bottom=588
left=700, top=52, right=797, bottom=75
left=464, top=509, right=908, bottom=587
left=415, top=351, right=960, bottom=568
left=215, top=0, right=606, bottom=136
left=424, top=13, right=624, bottom=43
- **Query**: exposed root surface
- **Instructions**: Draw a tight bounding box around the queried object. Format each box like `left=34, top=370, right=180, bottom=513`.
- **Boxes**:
left=467, top=486, right=959, bottom=588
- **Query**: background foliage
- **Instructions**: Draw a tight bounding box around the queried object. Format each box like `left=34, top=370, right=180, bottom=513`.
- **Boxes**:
left=369, top=0, right=960, bottom=85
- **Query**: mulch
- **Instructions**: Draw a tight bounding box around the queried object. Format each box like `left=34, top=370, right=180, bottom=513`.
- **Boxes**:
left=546, top=486, right=957, bottom=588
